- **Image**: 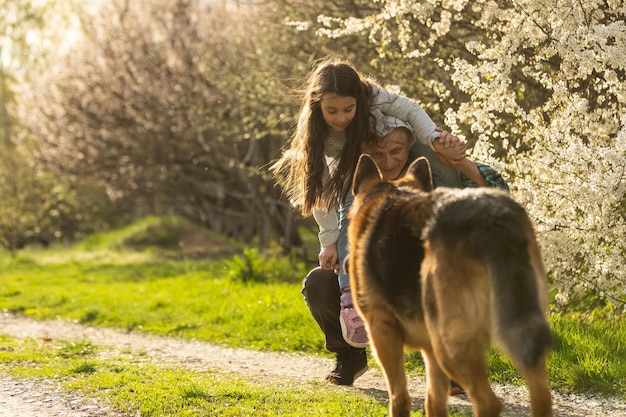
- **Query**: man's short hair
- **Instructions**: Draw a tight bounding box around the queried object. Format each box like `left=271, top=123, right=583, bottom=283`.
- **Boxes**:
left=374, top=115, right=416, bottom=146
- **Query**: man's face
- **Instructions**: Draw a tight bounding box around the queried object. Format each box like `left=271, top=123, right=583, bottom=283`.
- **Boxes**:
left=363, top=128, right=411, bottom=181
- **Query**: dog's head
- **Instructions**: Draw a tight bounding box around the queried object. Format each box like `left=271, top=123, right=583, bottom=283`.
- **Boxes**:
left=352, top=155, right=433, bottom=197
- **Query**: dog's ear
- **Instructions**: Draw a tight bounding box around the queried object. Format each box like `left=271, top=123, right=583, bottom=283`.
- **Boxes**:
left=353, top=155, right=382, bottom=196
left=403, top=157, right=433, bottom=191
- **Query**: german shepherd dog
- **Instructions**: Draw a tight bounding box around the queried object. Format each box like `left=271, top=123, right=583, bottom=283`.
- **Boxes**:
left=347, top=156, right=552, bottom=417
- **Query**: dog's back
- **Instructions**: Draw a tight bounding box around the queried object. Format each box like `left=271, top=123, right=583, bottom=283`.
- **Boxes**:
left=348, top=155, right=552, bottom=417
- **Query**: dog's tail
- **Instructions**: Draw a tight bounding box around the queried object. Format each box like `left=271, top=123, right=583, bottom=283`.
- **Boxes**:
left=492, top=265, right=552, bottom=370
left=485, top=214, right=553, bottom=370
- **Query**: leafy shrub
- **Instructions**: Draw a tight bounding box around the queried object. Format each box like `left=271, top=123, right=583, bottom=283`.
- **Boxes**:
left=224, top=247, right=307, bottom=284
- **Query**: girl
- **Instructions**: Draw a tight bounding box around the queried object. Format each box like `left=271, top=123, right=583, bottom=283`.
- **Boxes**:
left=271, top=57, right=466, bottom=383
left=272, top=57, right=465, bottom=219
left=272, top=56, right=465, bottom=269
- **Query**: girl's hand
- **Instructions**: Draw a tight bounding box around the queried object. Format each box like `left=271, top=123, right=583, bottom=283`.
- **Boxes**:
left=319, top=243, right=339, bottom=271
left=438, top=140, right=467, bottom=162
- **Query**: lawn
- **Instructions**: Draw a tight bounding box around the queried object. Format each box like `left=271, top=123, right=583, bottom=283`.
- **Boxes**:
left=1, top=217, right=625, bottom=415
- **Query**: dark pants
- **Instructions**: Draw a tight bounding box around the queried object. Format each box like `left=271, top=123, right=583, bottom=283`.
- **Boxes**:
left=301, top=267, right=365, bottom=357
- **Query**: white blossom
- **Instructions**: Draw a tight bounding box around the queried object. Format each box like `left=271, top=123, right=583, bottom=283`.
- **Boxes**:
left=315, top=0, right=626, bottom=311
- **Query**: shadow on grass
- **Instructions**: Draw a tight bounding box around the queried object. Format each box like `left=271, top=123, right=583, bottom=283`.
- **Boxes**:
left=357, top=385, right=588, bottom=417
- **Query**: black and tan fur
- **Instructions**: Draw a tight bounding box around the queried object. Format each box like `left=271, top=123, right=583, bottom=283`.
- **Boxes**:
left=348, top=156, right=552, bottom=417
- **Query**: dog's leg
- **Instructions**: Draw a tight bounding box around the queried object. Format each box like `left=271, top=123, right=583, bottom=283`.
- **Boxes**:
left=428, top=317, right=502, bottom=417
left=422, top=349, right=449, bottom=417
left=518, top=354, right=553, bottom=417
left=367, top=309, right=411, bottom=417
left=445, top=348, right=501, bottom=417
left=425, top=302, right=501, bottom=415
left=422, top=247, right=502, bottom=417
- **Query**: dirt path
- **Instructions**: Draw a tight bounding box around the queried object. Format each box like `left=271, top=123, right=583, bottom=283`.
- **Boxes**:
left=1, top=312, right=624, bottom=416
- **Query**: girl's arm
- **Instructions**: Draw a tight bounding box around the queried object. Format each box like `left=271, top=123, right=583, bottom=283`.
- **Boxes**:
left=370, top=84, right=440, bottom=149
left=313, top=208, right=340, bottom=270
left=371, top=85, right=467, bottom=159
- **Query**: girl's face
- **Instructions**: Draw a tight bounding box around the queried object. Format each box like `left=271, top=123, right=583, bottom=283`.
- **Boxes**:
left=320, top=93, right=357, bottom=132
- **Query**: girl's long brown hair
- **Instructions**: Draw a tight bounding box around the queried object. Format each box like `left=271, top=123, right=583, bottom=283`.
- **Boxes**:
left=271, top=57, right=376, bottom=216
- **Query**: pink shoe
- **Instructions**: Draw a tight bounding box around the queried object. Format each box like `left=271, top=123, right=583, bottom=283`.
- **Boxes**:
left=339, top=290, right=369, bottom=348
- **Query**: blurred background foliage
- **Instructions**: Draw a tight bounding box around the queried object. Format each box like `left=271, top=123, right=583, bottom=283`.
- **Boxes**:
left=1, top=0, right=624, bottom=313
left=1, top=0, right=390, bottom=250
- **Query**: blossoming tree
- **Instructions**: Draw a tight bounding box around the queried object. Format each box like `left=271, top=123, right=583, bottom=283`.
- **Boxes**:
left=312, top=0, right=626, bottom=311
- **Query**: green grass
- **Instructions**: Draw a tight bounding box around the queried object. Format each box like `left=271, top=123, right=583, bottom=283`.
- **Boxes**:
left=548, top=314, right=626, bottom=394
left=0, top=217, right=625, bottom=415
left=0, top=253, right=318, bottom=353
left=0, top=334, right=476, bottom=416
left=0, top=335, right=402, bottom=416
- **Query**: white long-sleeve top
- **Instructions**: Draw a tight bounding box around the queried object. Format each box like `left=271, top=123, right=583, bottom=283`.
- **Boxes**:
left=312, top=85, right=440, bottom=249
left=369, top=85, right=440, bottom=150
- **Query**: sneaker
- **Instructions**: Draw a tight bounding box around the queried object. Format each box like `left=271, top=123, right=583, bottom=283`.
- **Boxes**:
left=339, top=290, right=369, bottom=348
left=450, top=380, right=465, bottom=396
left=326, top=349, right=368, bottom=386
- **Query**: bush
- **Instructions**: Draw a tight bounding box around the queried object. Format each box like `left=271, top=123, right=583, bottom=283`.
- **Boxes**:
left=224, top=247, right=307, bottom=284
